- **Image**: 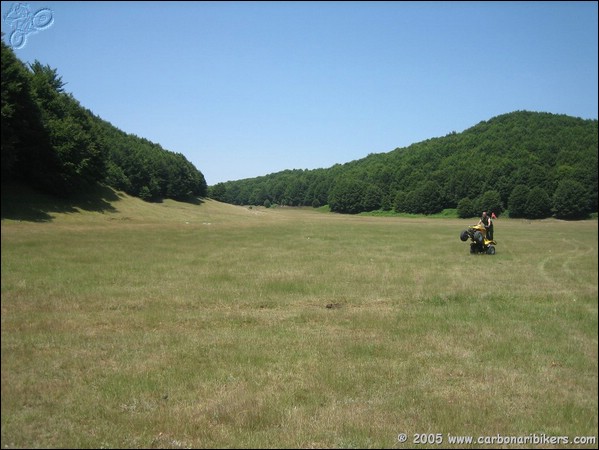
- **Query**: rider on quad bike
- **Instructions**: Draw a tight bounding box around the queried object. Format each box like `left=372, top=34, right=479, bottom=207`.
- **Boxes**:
left=460, top=213, right=497, bottom=255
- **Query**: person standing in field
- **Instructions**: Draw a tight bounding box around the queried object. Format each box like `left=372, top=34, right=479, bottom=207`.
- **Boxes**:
left=478, top=211, right=494, bottom=240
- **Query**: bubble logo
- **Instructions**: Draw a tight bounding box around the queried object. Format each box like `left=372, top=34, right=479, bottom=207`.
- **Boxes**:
left=3, top=2, right=54, bottom=49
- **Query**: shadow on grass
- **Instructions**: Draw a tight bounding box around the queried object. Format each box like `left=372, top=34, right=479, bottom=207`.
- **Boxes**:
left=178, top=196, right=204, bottom=206
left=145, top=196, right=204, bottom=206
left=1, top=183, right=207, bottom=222
left=1, top=183, right=120, bottom=222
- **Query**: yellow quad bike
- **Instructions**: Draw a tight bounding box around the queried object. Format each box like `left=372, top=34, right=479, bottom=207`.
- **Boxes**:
left=460, top=224, right=496, bottom=255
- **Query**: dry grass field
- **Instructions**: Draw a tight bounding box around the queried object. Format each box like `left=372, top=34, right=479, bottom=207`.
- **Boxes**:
left=1, top=189, right=597, bottom=448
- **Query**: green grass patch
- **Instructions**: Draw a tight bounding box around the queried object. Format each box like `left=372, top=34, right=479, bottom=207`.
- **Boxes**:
left=2, top=189, right=597, bottom=448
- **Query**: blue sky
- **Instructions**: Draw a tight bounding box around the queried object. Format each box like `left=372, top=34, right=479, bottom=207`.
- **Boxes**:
left=2, top=1, right=597, bottom=185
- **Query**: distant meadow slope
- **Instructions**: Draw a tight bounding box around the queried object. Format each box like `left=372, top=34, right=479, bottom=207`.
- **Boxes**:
left=1, top=189, right=597, bottom=448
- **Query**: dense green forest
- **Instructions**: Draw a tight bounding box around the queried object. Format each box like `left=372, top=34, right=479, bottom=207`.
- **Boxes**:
left=1, top=40, right=207, bottom=201
left=210, top=111, right=597, bottom=219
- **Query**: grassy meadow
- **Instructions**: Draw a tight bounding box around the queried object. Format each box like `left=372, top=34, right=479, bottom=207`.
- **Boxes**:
left=1, top=189, right=597, bottom=448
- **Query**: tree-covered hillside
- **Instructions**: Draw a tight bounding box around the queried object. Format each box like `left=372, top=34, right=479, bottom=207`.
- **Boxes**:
left=1, top=40, right=207, bottom=201
left=210, top=111, right=597, bottom=219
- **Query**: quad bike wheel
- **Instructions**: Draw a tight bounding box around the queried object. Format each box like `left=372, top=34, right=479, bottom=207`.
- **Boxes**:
left=486, top=245, right=496, bottom=255
left=473, top=231, right=483, bottom=244
left=460, top=230, right=469, bottom=241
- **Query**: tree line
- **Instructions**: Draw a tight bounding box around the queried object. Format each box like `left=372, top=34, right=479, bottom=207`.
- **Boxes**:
left=1, top=40, right=207, bottom=201
left=209, top=111, right=597, bottom=220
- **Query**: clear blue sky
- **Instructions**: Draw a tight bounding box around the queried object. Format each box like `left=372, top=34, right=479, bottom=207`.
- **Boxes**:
left=2, top=1, right=597, bottom=185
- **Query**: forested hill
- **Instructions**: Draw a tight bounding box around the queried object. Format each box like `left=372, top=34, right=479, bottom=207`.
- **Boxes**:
left=209, top=111, right=598, bottom=219
left=1, top=40, right=207, bottom=201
